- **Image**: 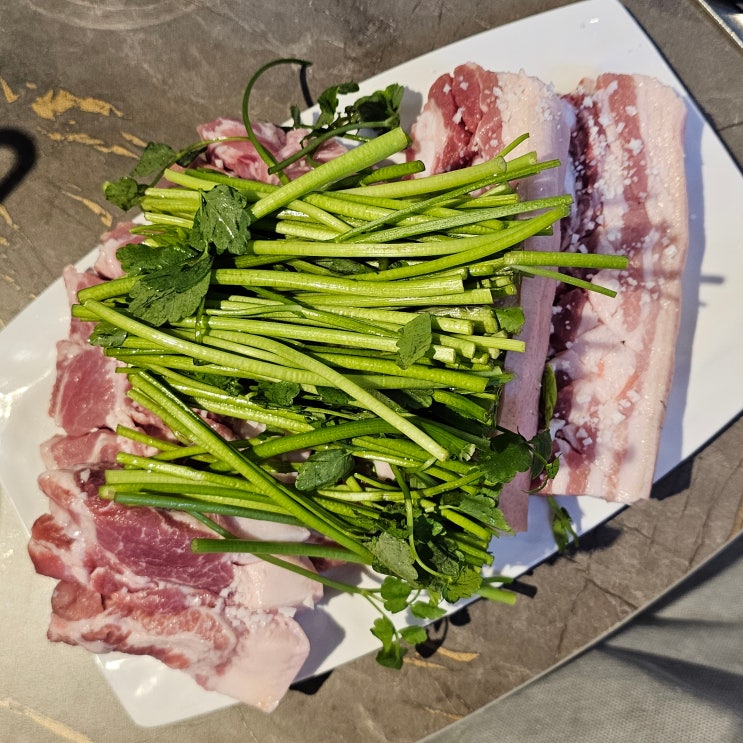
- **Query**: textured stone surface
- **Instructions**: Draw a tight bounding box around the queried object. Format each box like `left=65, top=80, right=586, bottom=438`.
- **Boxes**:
left=1, top=1, right=742, bottom=741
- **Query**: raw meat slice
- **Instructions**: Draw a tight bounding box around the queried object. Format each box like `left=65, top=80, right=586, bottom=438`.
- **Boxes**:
left=409, top=64, right=572, bottom=530
left=62, top=266, right=104, bottom=343
left=47, top=579, right=310, bottom=712
left=28, top=465, right=321, bottom=710
left=545, top=73, right=688, bottom=503
left=30, top=466, right=321, bottom=608
left=49, top=338, right=138, bottom=437
left=407, top=71, right=474, bottom=175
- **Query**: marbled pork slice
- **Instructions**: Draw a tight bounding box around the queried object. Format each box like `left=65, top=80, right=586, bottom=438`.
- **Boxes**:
left=409, top=64, right=572, bottom=531
left=545, top=73, right=689, bottom=503
left=47, top=579, right=310, bottom=713
left=28, top=466, right=320, bottom=710
left=40, top=429, right=155, bottom=470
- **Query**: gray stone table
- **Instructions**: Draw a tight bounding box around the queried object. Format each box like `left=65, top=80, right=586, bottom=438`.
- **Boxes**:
left=1, top=1, right=742, bottom=741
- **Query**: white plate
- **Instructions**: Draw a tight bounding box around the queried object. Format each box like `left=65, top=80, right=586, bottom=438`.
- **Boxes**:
left=2, top=0, right=742, bottom=727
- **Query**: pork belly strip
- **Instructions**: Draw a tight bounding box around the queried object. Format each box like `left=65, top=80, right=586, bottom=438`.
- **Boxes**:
left=409, top=64, right=571, bottom=530
left=545, top=74, right=689, bottom=503
left=28, top=466, right=320, bottom=710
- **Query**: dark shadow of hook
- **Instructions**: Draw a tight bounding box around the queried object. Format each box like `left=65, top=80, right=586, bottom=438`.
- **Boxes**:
left=0, top=128, right=38, bottom=203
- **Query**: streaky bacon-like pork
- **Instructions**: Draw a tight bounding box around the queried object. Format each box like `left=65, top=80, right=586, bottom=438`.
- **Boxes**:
left=409, top=66, right=688, bottom=524
left=544, top=74, right=688, bottom=503
left=409, top=64, right=572, bottom=531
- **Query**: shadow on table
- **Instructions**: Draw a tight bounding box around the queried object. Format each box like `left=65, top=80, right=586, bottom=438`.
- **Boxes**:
left=653, top=409, right=743, bottom=502
left=0, top=128, right=37, bottom=202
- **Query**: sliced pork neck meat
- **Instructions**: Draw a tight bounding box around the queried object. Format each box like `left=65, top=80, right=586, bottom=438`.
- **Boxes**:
left=28, top=465, right=320, bottom=711
left=50, top=338, right=138, bottom=437
left=47, top=579, right=311, bottom=713
left=544, top=73, right=689, bottom=503
left=409, top=64, right=572, bottom=531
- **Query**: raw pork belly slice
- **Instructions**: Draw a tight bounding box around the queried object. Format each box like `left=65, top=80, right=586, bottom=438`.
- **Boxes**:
left=28, top=466, right=320, bottom=711
left=52, top=263, right=179, bottom=441
left=545, top=74, right=689, bottom=503
left=409, top=64, right=572, bottom=530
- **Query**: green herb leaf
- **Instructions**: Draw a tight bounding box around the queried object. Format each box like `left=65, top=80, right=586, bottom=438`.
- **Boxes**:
left=371, top=614, right=395, bottom=650
left=441, top=564, right=483, bottom=604
left=130, top=142, right=179, bottom=178
left=481, top=430, right=533, bottom=484
left=191, top=372, right=244, bottom=396
left=128, top=252, right=213, bottom=326
left=529, top=429, right=554, bottom=480
left=118, top=242, right=198, bottom=276
left=258, top=380, right=300, bottom=407
left=353, top=84, right=404, bottom=131
left=104, top=142, right=197, bottom=211
left=494, top=306, right=525, bottom=334
left=88, top=321, right=128, bottom=348
left=375, top=642, right=406, bottom=669
left=316, top=82, right=360, bottom=129
left=548, top=495, right=579, bottom=553
left=316, top=386, right=351, bottom=406
left=295, top=448, right=354, bottom=491
left=544, top=457, right=560, bottom=479
left=371, top=616, right=406, bottom=669
left=103, top=177, right=146, bottom=211
left=371, top=531, right=418, bottom=583
left=541, top=363, right=557, bottom=424
left=189, top=185, right=252, bottom=256
left=380, top=575, right=412, bottom=613
left=396, top=313, right=431, bottom=369
left=409, top=601, right=447, bottom=621
left=399, top=625, right=428, bottom=646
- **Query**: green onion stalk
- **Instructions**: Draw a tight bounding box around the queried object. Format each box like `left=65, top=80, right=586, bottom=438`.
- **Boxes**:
left=87, top=63, right=628, bottom=666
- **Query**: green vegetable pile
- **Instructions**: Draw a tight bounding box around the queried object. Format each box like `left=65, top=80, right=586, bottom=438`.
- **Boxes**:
left=75, top=60, right=625, bottom=667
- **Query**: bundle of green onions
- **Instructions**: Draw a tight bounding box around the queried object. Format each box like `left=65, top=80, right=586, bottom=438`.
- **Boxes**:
left=72, top=87, right=626, bottom=665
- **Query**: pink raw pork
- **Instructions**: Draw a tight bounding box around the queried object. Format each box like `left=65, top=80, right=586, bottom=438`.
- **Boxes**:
left=409, top=64, right=572, bottom=530
left=28, top=465, right=320, bottom=711
left=409, top=66, right=689, bottom=525
left=196, top=118, right=347, bottom=183
left=544, top=73, right=689, bottom=503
